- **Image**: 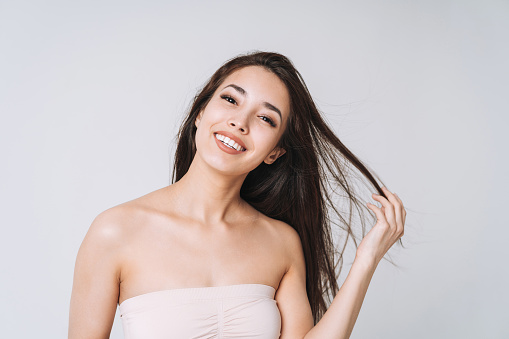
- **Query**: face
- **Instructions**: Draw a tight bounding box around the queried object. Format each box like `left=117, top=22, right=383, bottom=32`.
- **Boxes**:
left=194, top=66, right=290, bottom=176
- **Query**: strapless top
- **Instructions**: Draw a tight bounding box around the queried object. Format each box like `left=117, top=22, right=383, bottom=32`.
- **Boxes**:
left=119, top=283, right=281, bottom=339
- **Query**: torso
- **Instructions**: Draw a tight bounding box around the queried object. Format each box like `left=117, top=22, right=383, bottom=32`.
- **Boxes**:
left=115, top=186, right=291, bottom=306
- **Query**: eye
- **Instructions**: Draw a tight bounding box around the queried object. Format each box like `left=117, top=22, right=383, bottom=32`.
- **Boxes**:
left=220, top=95, right=237, bottom=105
left=260, top=115, right=277, bottom=127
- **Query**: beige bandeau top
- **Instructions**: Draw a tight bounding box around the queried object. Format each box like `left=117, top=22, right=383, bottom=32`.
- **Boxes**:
left=119, top=283, right=281, bottom=339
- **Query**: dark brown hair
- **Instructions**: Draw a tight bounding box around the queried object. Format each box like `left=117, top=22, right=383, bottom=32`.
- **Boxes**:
left=172, top=51, right=389, bottom=324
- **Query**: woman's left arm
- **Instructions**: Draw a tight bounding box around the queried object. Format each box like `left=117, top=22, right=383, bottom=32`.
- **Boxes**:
left=277, top=187, right=406, bottom=339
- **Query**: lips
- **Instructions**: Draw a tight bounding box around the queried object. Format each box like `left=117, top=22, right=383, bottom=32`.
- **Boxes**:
left=213, top=131, right=247, bottom=151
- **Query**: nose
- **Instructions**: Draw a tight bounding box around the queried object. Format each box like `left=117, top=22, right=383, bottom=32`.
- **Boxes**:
left=228, top=121, right=246, bottom=133
left=227, top=116, right=248, bottom=134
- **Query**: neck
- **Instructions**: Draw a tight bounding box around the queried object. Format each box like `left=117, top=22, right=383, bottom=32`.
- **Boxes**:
left=169, top=156, right=250, bottom=225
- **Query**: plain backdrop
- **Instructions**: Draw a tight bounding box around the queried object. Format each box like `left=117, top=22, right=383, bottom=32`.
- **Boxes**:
left=1, top=0, right=508, bottom=338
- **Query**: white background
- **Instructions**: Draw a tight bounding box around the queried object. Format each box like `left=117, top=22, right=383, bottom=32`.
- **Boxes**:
left=1, top=1, right=508, bottom=338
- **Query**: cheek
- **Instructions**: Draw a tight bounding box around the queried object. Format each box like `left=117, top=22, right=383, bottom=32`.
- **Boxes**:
left=251, top=129, right=281, bottom=157
left=256, top=124, right=282, bottom=145
left=194, top=121, right=211, bottom=151
left=198, top=105, right=227, bottom=127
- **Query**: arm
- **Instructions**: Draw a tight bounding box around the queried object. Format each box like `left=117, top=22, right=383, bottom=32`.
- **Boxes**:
left=276, top=232, right=376, bottom=339
left=277, top=187, right=406, bottom=339
left=68, top=209, right=125, bottom=339
left=302, top=256, right=376, bottom=339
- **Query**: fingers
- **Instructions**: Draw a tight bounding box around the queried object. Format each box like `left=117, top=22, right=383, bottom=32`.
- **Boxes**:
left=387, top=189, right=405, bottom=237
left=366, top=201, right=387, bottom=225
left=372, top=188, right=396, bottom=227
left=373, top=187, right=405, bottom=238
left=393, top=192, right=407, bottom=224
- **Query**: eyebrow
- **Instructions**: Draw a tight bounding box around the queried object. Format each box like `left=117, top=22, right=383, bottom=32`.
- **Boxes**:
left=222, top=84, right=282, bottom=121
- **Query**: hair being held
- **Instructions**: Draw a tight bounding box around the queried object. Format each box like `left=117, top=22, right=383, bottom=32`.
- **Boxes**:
left=172, top=51, right=396, bottom=324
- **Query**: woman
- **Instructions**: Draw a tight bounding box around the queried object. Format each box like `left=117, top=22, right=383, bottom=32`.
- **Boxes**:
left=69, top=51, right=406, bottom=339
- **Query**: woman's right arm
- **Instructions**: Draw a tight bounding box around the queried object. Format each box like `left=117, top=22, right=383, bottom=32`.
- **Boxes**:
left=69, top=210, right=125, bottom=339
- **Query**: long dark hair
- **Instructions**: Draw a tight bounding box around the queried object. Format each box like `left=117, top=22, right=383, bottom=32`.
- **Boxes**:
left=172, top=51, right=389, bottom=324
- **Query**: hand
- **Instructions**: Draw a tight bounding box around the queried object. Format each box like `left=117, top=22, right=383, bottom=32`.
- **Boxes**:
left=355, top=187, right=406, bottom=266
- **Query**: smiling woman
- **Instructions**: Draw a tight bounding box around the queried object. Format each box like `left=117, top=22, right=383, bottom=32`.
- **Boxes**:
left=69, top=51, right=406, bottom=339
left=193, top=66, right=290, bottom=174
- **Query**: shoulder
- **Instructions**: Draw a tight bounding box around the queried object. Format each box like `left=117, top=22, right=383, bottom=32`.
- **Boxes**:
left=83, top=190, right=164, bottom=252
left=274, top=220, right=303, bottom=255
left=78, top=205, right=134, bottom=268
left=88, top=203, right=139, bottom=240
left=258, top=215, right=305, bottom=273
left=76, top=192, right=166, bottom=285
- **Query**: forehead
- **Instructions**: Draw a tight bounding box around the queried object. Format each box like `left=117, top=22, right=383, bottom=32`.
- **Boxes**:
left=220, top=66, right=290, bottom=118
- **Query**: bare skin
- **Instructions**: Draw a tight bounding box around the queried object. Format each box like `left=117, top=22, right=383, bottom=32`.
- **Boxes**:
left=117, top=185, right=291, bottom=306
left=69, top=66, right=405, bottom=339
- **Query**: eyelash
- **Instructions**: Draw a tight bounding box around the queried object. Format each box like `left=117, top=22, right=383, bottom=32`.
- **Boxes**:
left=220, top=95, right=277, bottom=127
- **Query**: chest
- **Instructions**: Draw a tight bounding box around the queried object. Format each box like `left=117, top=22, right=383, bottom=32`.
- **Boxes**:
left=118, top=221, right=287, bottom=304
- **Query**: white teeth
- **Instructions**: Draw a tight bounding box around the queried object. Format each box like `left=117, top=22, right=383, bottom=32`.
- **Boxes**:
left=214, top=133, right=245, bottom=151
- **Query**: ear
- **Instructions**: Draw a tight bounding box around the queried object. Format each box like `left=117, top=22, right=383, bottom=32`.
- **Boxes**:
left=263, top=147, right=286, bottom=165
left=195, top=110, right=204, bottom=128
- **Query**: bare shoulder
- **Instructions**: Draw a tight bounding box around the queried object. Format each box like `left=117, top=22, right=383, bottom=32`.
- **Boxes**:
left=77, top=202, right=146, bottom=277
left=88, top=186, right=169, bottom=239
left=273, top=219, right=303, bottom=253
left=256, top=214, right=305, bottom=272
left=87, top=202, right=143, bottom=243
left=87, top=205, right=129, bottom=241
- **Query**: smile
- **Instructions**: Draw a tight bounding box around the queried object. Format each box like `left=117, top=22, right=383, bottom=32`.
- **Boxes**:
left=214, top=133, right=246, bottom=152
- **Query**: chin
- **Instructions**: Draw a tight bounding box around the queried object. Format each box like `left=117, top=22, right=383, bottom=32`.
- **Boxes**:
left=196, top=151, right=241, bottom=175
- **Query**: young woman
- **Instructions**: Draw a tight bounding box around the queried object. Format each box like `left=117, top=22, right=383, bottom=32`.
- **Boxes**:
left=69, top=51, right=406, bottom=339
